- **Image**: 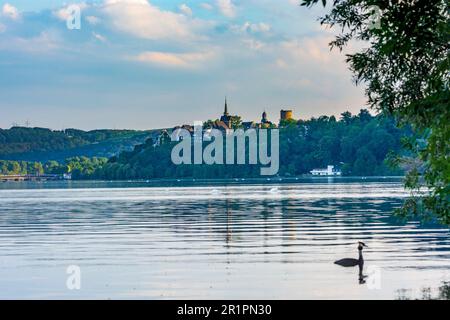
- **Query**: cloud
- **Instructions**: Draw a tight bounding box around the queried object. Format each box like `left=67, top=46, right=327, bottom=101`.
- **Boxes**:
left=92, top=32, right=107, bottom=42
left=200, top=3, right=213, bottom=10
left=0, top=0, right=366, bottom=129
left=0, top=31, right=61, bottom=53
left=279, top=37, right=338, bottom=64
left=2, top=3, right=20, bottom=20
left=0, top=23, right=6, bottom=33
left=179, top=4, right=192, bottom=16
left=102, top=0, right=198, bottom=41
left=242, top=38, right=265, bottom=50
left=131, top=51, right=215, bottom=68
left=246, top=22, right=271, bottom=33
left=217, top=0, right=236, bottom=18
left=233, top=22, right=271, bottom=34
left=86, top=15, right=101, bottom=25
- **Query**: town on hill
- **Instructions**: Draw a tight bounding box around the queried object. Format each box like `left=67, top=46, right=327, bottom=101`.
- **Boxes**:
left=0, top=100, right=411, bottom=180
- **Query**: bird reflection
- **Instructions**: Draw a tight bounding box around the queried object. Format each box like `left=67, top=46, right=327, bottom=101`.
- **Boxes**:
left=334, top=242, right=368, bottom=285
left=358, top=263, right=367, bottom=284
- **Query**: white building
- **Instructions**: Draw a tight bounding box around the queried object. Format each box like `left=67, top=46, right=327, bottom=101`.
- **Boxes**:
left=310, top=165, right=342, bottom=176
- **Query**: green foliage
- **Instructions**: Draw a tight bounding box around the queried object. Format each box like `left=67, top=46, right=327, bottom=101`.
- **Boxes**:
left=301, top=0, right=449, bottom=224
left=0, top=127, right=152, bottom=162
left=91, top=111, right=408, bottom=180
left=230, top=116, right=243, bottom=128
left=64, top=157, right=108, bottom=179
left=279, top=118, right=298, bottom=128
left=0, top=157, right=107, bottom=178
left=0, top=160, right=44, bottom=175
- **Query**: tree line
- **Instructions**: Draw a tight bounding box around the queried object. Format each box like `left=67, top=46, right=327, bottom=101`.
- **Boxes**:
left=0, top=126, right=150, bottom=157
left=0, top=110, right=411, bottom=180
left=82, top=110, right=409, bottom=180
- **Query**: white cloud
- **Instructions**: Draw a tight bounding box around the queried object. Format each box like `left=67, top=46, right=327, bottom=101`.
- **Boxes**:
left=217, top=0, right=236, bottom=18
left=86, top=15, right=101, bottom=25
left=279, top=37, right=338, bottom=64
left=275, top=58, right=288, bottom=68
left=0, top=23, right=6, bottom=33
left=131, top=51, right=215, bottom=68
left=0, top=31, right=61, bottom=53
left=179, top=4, right=192, bottom=16
left=200, top=3, right=213, bottom=10
left=102, top=0, right=198, bottom=41
left=2, top=3, right=20, bottom=20
left=248, top=22, right=271, bottom=33
left=242, top=38, right=265, bottom=50
left=233, top=22, right=271, bottom=34
left=92, top=32, right=107, bottom=42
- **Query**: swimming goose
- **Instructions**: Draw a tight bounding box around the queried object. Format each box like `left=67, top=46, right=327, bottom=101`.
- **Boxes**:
left=334, top=242, right=368, bottom=267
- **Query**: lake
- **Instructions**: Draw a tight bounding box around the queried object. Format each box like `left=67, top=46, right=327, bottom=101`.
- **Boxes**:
left=0, top=177, right=449, bottom=299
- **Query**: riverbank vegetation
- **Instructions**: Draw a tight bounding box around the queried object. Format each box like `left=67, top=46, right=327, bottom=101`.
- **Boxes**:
left=301, top=0, right=449, bottom=223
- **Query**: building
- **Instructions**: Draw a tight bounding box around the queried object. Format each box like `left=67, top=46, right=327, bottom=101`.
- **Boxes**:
left=219, top=97, right=232, bottom=129
left=169, top=99, right=284, bottom=141
left=242, top=121, right=257, bottom=129
left=260, top=111, right=275, bottom=128
left=171, top=124, right=194, bottom=141
left=280, top=109, right=293, bottom=121
left=156, top=129, right=171, bottom=145
left=310, top=165, right=342, bottom=176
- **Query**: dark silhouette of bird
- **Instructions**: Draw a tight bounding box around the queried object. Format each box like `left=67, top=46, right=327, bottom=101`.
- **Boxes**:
left=334, top=242, right=368, bottom=267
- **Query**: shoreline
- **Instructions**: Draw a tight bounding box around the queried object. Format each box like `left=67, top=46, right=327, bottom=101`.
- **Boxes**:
left=0, top=176, right=405, bottom=190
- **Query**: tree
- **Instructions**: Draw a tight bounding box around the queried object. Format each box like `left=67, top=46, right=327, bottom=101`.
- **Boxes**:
left=340, top=111, right=353, bottom=125
left=302, top=0, right=449, bottom=224
left=230, top=116, right=243, bottom=128
left=33, top=162, right=44, bottom=175
left=353, top=147, right=377, bottom=176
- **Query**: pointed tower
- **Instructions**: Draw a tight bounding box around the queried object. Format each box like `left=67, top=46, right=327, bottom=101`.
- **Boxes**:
left=220, top=97, right=232, bottom=129
left=224, top=97, right=229, bottom=116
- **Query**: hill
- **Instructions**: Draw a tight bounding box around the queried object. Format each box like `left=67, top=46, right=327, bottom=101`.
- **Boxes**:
left=87, top=110, right=410, bottom=180
left=0, top=127, right=154, bottom=162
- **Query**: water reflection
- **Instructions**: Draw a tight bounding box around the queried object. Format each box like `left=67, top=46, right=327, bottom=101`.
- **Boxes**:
left=0, top=181, right=448, bottom=299
left=397, top=281, right=450, bottom=300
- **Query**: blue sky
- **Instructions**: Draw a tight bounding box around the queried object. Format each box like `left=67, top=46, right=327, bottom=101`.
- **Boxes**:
left=0, top=0, right=365, bottom=130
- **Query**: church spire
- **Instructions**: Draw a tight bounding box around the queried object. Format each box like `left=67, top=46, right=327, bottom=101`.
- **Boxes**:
left=224, top=96, right=229, bottom=116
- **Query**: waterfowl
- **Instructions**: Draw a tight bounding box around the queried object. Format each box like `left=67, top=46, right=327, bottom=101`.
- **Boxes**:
left=334, top=242, right=368, bottom=267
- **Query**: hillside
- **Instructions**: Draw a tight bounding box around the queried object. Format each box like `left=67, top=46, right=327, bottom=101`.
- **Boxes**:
left=0, top=127, right=154, bottom=162
left=0, top=110, right=413, bottom=179
left=86, top=110, right=410, bottom=180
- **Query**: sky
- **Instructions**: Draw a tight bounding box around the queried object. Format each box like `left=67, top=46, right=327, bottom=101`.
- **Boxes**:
left=0, top=0, right=367, bottom=130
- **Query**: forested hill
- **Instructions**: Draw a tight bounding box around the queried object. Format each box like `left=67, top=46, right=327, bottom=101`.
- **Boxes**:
left=0, top=127, right=153, bottom=162
left=87, top=110, right=411, bottom=180
left=0, top=111, right=413, bottom=179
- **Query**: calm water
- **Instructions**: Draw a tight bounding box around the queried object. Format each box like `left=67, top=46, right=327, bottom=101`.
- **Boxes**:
left=0, top=178, right=449, bottom=299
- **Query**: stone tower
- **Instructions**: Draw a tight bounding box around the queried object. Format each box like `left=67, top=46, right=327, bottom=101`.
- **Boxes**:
left=280, top=109, right=293, bottom=121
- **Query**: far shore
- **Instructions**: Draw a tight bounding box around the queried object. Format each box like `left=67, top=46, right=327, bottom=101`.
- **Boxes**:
left=0, top=176, right=405, bottom=190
